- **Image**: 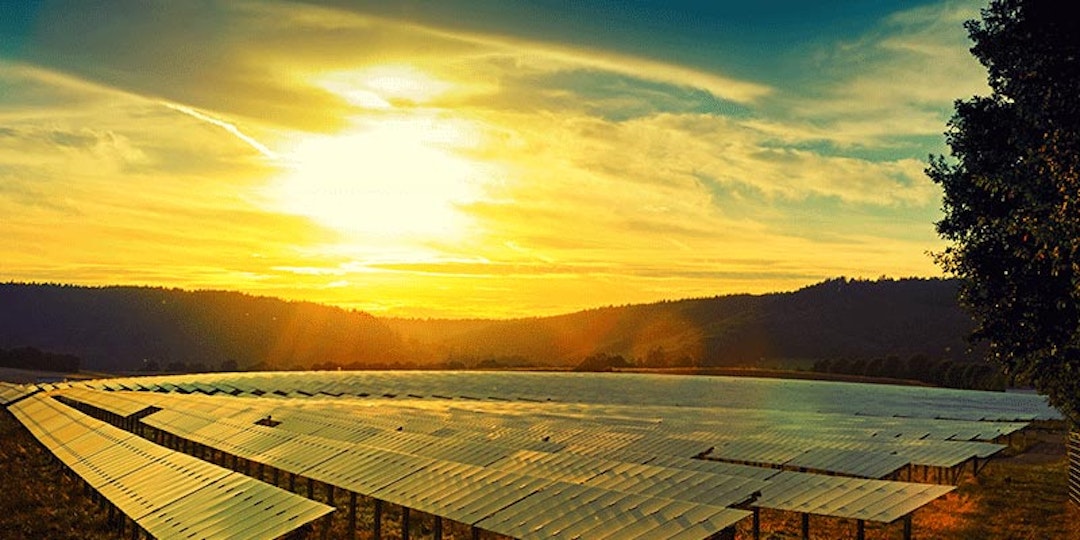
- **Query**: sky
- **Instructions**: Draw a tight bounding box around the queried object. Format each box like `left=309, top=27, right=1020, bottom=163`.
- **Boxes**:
left=0, top=0, right=991, bottom=319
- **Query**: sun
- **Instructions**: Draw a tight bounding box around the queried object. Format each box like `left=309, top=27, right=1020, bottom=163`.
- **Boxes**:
left=265, top=67, right=494, bottom=247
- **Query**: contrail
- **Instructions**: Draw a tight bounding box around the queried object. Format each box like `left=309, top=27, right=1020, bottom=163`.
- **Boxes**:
left=161, top=102, right=278, bottom=160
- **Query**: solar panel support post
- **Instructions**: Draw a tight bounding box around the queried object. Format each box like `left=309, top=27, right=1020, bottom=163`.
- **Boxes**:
left=320, top=513, right=332, bottom=540
left=856, top=519, right=865, bottom=540
left=902, top=514, right=912, bottom=540
left=801, top=513, right=809, bottom=540
left=974, top=456, right=990, bottom=477
left=373, top=498, right=383, bottom=540
left=752, top=507, right=760, bottom=540
left=402, top=506, right=410, bottom=540
left=434, top=515, right=443, bottom=540
left=471, top=525, right=481, bottom=540
left=348, top=491, right=357, bottom=540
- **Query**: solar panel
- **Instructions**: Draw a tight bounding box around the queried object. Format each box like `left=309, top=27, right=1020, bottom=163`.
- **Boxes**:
left=25, top=371, right=1047, bottom=539
left=0, top=381, right=37, bottom=405
left=755, top=470, right=954, bottom=523
left=9, top=393, right=333, bottom=539
left=785, top=447, right=910, bottom=479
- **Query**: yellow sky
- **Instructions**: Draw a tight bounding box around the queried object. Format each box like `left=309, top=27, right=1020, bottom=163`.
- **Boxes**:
left=0, top=1, right=988, bottom=318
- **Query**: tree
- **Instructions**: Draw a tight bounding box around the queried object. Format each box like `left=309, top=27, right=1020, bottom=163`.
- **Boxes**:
left=927, top=0, right=1080, bottom=425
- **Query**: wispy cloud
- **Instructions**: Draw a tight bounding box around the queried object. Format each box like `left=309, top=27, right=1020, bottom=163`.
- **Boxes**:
left=753, top=0, right=987, bottom=148
left=161, top=102, right=278, bottom=160
left=0, top=0, right=980, bottom=317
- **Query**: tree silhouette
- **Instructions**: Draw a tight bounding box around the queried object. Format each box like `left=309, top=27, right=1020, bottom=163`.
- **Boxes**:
left=928, top=0, right=1080, bottom=424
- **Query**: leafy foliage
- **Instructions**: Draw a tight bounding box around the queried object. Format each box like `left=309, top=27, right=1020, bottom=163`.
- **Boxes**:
left=928, top=0, right=1080, bottom=424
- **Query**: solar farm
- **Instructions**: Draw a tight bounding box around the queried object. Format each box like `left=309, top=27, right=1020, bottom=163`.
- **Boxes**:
left=0, top=372, right=1061, bottom=539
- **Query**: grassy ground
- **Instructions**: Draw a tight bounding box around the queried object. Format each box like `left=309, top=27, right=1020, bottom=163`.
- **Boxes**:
left=1, top=407, right=1076, bottom=539
left=913, top=424, right=1080, bottom=540
left=0, top=409, right=115, bottom=539
left=735, top=422, right=1080, bottom=539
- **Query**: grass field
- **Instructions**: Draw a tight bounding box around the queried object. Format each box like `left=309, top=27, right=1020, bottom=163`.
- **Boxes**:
left=0, top=409, right=115, bottom=540
left=1, top=408, right=1076, bottom=539
left=733, top=422, right=1080, bottom=539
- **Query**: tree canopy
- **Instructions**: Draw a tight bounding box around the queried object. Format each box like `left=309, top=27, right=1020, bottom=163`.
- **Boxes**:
left=928, top=0, right=1080, bottom=424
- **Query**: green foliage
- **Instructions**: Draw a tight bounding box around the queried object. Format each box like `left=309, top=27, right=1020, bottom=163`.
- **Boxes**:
left=928, top=0, right=1080, bottom=424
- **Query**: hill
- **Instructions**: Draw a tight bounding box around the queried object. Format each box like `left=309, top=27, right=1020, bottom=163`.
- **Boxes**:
left=0, top=283, right=404, bottom=372
left=0, top=278, right=979, bottom=373
left=387, top=277, right=980, bottom=369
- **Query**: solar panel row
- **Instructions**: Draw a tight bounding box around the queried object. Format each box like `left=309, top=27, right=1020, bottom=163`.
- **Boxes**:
left=58, top=385, right=959, bottom=528
left=757, top=471, right=953, bottom=522
left=78, top=370, right=1058, bottom=422
left=13, top=368, right=1036, bottom=540
left=78, top=377, right=1015, bottom=476
left=0, top=381, right=36, bottom=405
left=7, top=393, right=333, bottom=540
left=130, top=395, right=755, bottom=539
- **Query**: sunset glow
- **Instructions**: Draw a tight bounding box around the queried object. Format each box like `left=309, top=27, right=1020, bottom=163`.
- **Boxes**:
left=270, top=114, right=490, bottom=243
left=0, top=0, right=990, bottom=318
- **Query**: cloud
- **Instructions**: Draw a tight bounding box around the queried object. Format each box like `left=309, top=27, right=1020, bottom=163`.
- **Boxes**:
left=0, top=57, right=340, bottom=299
left=5, top=1, right=356, bottom=131
left=753, top=0, right=988, bottom=148
left=434, top=30, right=772, bottom=106
left=161, top=102, right=278, bottom=160
left=0, top=0, right=971, bottom=317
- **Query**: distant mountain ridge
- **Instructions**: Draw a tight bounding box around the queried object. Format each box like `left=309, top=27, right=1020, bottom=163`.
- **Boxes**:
left=385, top=277, right=978, bottom=368
left=0, top=278, right=977, bottom=372
left=0, top=283, right=404, bottom=372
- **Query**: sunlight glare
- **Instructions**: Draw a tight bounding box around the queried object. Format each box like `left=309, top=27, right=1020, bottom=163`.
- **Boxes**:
left=319, top=65, right=453, bottom=108
left=268, top=114, right=492, bottom=245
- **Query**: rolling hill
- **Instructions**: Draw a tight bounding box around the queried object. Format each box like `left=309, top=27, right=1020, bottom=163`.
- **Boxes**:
left=0, top=278, right=978, bottom=373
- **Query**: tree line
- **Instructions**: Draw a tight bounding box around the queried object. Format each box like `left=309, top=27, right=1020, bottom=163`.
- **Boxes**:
left=811, top=355, right=1007, bottom=391
left=0, top=346, right=80, bottom=373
